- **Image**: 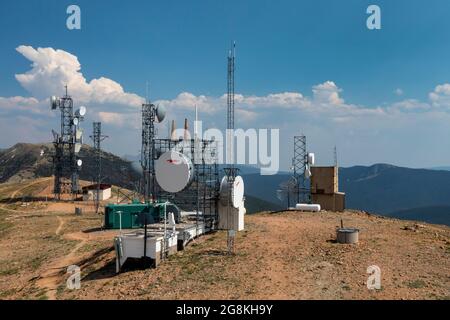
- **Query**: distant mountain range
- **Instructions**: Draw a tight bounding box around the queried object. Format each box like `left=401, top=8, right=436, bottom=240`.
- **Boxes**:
left=429, top=166, right=450, bottom=171
left=1, top=143, right=449, bottom=225
left=244, top=195, right=283, bottom=214
left=386, top=206, right=450, bottom=226
left=242, top=164, right=450, bottom=226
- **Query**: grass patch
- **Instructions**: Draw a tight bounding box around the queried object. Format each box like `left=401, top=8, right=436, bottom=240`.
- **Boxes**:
left=0, top=266, right=19, bottom=276
left=37, top=293, right=49, bottom=300
left=29, top=255, right=47, bottom=271
left=0, top=288, right=17, bottom=298
left=407, top=279, right=427, bottom=289
left=342, top=284, right=351, bottom=291
left=0, top=209, right=13, bottom=236
left=56, top=283, right=66, bottom=298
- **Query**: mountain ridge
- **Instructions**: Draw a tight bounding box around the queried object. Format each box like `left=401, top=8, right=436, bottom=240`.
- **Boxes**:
left=1, top=142, right=449, bottom=225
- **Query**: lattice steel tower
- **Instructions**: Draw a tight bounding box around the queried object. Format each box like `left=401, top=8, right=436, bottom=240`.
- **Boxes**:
left=224, top=41, right=238, bottom=179
left=51, top=87, right=85, bottom=199
left=224, top=41, right=238, bottom=254
left=90, top=122, right=108, bottom=213
left=292, top=135, right=310, bottom=204
left=141, top=101, right=163, bottom=202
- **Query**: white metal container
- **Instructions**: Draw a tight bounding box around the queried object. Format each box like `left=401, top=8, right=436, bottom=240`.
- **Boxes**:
left=114, top=231, right=178, bottom=272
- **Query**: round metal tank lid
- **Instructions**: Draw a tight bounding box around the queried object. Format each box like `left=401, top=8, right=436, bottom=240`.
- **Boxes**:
left=337, top=228, right=359, bottom=233
left=336, top=227, right=359, bottom=244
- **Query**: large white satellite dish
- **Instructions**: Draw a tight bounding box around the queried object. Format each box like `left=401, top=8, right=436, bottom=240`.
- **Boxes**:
left=155, top=150, right=194, bottom=193
left=76, top=159, right=83, bottom=167
left=219, top=175, right=245, bottom=208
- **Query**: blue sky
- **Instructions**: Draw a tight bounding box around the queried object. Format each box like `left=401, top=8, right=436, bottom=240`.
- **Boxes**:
left=1, top=0, right=450, bottom=170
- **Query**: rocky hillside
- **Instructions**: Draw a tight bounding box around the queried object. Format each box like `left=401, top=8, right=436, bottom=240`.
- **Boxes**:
left=0, top=143, right=141, bottom=189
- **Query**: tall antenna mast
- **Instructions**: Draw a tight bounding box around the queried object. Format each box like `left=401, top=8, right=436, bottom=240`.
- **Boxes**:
left=334, top=145, right=339, bottom=194
left=334, top=145, right=338, bottom=167
left=226, top=41, right=236, bottom=173
left=194, top=104, right=198, bottom=140
left=225, top=41, right=237, bottom=255
left=90, top=122, right=108, bottom=214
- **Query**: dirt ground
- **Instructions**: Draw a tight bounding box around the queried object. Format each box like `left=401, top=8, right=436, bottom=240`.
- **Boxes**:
left=0, top=180, right=449, bottom=300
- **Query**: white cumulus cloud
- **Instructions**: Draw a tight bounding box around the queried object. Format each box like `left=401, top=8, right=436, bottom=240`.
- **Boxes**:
left=15, top=45, right=143, bottom=108
left=2, top=45, right=450, bottom=167
left=429, top=83, right=450, bottom=108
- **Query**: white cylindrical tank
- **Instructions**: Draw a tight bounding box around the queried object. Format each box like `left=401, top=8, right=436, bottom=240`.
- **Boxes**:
left=155, top=150, right=194, bottom=193
left=219, top=175, right=245, bottom=208
left=295, top=203, right=321, bottom=212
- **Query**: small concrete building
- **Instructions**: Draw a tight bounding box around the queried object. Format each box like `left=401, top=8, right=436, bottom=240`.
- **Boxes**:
left=82, top=183, right=112, bottom=201
left=310, top=166, right=345, bottom=211
left=310, top=166, right=338, bottom=194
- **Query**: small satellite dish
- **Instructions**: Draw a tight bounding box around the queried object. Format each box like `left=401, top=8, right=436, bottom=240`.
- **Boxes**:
left=76, top=106, right=87, bottom=117
left=50, top=96, right=59, bottom=110
left=76, top=159, right=83, bottom=167
left=73, top=117, right=79, bottom=126
left=75, top=143, right=82, bottom=153
left=156, top=105, right=166, bottom=122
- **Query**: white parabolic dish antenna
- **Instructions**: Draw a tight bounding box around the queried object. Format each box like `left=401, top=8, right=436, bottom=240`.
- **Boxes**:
left=220, top=175, right=245, bottom=208
left=155, top=150, right=194, bottom=193
left=76, top=106, right=87, bottom=117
